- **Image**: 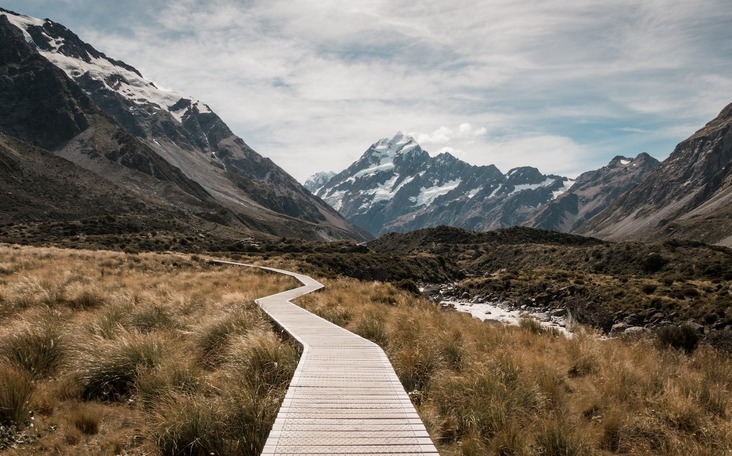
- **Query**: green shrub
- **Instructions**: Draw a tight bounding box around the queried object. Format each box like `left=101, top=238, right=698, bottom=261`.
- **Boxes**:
left=394, top=279, right=420, bottom=294
left=656, top=325, right=700, bottom=353
left=642, top=253, right=668, bottom=273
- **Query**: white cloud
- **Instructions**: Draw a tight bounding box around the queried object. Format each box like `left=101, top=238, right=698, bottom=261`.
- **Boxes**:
left=4, top=0, right=731, bottom=183
left=410, top=124, right=488, bottom=146
left=476, top=135, right=590, bottom=178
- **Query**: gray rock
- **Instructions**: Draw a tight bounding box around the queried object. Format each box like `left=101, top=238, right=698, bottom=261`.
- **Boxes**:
left=624, top=326, right=648, bottom=335
left=550, top=308, right=566, bottom=317
left=685, top=321, right=705, bottom=334
left=610, top=322, right=629, bottom=336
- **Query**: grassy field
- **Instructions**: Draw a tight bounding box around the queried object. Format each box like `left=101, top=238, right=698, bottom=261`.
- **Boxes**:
left=1, top=245, right=730, bottom=455
left=0, top=245, right=299, bottom=455
left=297, top=278, right=732, bottom=455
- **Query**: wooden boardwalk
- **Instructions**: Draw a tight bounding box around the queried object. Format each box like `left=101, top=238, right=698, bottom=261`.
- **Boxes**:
left=217, top=262, right=439, bottom=455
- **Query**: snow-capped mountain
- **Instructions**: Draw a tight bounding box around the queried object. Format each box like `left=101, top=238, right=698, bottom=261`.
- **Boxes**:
left=529, top=153, right=659, bottom=232
left=311, top=132, right=571, bottom=236
left=578, top=102, right=732, bottom=246
left=304, top=171, right=336, bottom=194
left=0, top=8, right=368, bottom=242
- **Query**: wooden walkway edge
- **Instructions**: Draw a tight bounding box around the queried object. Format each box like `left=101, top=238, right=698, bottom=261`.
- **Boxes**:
left=215, top=261, right=439, bottom=455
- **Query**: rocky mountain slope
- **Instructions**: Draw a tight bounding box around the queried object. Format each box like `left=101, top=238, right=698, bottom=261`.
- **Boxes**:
left=312, top=132, right=572, bottom=236
left=529, top=153, right=659, bottom=232
left=579, top=102, right=732, bottom=246
left=0, top=8, right=368, bottom=242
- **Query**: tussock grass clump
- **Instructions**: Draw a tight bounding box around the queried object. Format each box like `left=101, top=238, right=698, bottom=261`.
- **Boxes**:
left=130, top=304, right=177, bottom=332
left=70, top=403, right=104, bottom=435
left=84, top=303, right=132, bottom=339
left=0, top=362, right=34, bottom=426
left=535, top=421, right=593, bottom=456
left=220, top=379, right=286, bottom=454
left=77, top=331, right=170, bottom=401
left=67, top=288, right=106, bottom=310
left=155, top=396, right=227, bottom=456
left=225, top=330, right=299, bottom=388
left=352, top=311, right=389, bottom=347
left=519, top=316, right=545, bottom=334
left=1, top=317, right=66, bottom=379
left=135, top=358, right=203, bottom=407
left=154, top=340, right=296, bottom=456
left=196, top=307, right=268, bottom=368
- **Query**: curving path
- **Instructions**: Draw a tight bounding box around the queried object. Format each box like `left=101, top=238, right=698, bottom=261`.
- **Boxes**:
left=215, top=261, right=439, bottom=455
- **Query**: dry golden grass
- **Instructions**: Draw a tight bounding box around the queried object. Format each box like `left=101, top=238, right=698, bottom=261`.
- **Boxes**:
left=297, top=277, right=732, bottom=456
left=0, top=244, right=299, bottom=455
left=2, top=244, right=730, bottom=455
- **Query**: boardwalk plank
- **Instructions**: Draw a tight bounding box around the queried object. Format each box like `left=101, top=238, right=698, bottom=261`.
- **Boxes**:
left=216, top=262, right=439, bottom=455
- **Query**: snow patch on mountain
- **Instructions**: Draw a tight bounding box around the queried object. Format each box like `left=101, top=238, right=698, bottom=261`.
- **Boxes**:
left=552, top=179, right=575, bottom=200
left=508, top=178, right=556, bottom=196
left=303, top=171, right=336, bottom=193
left=323, top=190, right=347, bottom=211
left=410, top=179, right=462, bottom=207
left=466, top=187, right=483, bottom=199
left=5, top=10, right=205, bottom=124
left=4, top=12, right=44, bottom=43
left=354, top=162, right=395, bottom=179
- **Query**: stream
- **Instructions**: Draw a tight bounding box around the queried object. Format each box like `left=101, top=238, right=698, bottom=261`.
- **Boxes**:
left=441, top=300, right=574, bottom=336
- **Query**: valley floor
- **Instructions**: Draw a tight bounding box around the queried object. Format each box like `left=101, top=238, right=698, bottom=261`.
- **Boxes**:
left=0, top=245, right=730, bottom=455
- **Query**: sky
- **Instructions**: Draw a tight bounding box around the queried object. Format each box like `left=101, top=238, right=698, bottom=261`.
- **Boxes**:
left=4, top=1, right=732, bottom=182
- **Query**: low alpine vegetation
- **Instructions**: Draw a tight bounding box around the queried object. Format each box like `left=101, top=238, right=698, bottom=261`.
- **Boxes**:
left=299, top=277, right=732, bottom=456
left=0, top=245, right=298, bottom=454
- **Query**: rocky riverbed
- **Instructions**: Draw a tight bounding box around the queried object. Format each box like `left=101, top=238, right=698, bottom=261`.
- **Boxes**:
left=422, top=282, right=729, bottom=345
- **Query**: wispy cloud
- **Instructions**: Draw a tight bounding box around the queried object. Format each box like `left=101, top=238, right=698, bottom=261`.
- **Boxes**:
left=4, top=0, right=731, bottom=181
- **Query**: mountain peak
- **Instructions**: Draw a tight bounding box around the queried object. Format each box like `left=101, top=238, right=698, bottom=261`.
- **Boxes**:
left=1, top=9, right=202, bottom=124
left=371, top=131, right=419, bottom=157
left=608, top=153, right=660, bottom=169
left=0, top=6, right=369, bottom=242
left=691, top=102, right=732, bottom=139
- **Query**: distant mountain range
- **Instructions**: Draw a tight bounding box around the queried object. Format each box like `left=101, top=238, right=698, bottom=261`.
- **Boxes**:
left=0, top=8, right=369, bottom=243
left=307, top=133, right=658, bottom=238
left=308, top=104, right=732, bottom=246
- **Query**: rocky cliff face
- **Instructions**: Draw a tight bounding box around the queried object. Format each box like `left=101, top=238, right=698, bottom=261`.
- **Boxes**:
left=0, top=8, right=368, bottom=242
left=312, top=133, right=572, bottom=236
left=530, top=153, right=660, bottom=232
left=578, top=102, right=732, bottom=246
